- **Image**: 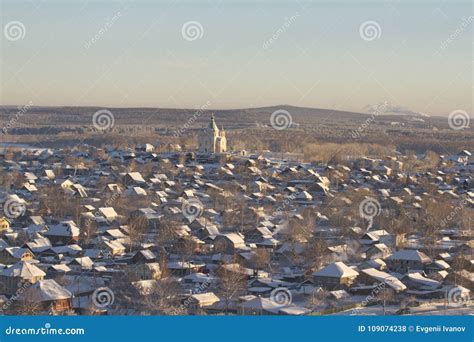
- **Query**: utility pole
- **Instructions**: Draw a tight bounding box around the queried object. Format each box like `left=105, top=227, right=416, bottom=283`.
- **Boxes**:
left=383, top=287, right=386, bottom=316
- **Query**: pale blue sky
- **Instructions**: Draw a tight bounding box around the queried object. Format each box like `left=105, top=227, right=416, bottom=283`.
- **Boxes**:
left=0, top=0, right=472, bottom=116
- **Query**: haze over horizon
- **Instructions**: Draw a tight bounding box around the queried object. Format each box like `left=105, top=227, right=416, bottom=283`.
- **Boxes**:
left=1, top=0, right=472, bottom=117
left=0, top=102, right=451, bottom=120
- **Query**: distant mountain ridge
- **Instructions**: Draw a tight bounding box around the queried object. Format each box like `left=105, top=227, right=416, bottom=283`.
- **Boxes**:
left=0, top=104, right=442, bottom=128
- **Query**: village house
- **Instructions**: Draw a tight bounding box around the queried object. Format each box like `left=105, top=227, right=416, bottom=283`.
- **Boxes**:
left=132, top=249, right=157, bottom=264
left=44, top=221, right=80, bottom=245
left=213, top=233, right=248, bottom=254
left=312, top=262, right=359, bottom=289
left=124, top=172, right=147, bottom=186
left=0, top=260, right=46, bottom=295
left=0, top=141, right=470, bottom=316
left=188, top=292, right=220, bottom=313
left=0, top=247, right=34, bottom=264
left=358, top=268, right=407, bottom=293
left=0, top=217, right=10, bottom=232
left=22, top=279, right=73, bottom=313
left=386, top=249, right=431, bottom=273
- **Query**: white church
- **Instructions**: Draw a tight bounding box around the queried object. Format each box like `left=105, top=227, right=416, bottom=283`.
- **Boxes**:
left=198, top=115, right=227, bottom=153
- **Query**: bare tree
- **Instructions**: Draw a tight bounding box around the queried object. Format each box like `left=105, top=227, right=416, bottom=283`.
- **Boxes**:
left=128, top=215, right=148, bottom=252
left=155, top=219, right=179, bottom=250
left=419, top=197, right=455, bottom=258
left=80, top=218, right=97, bottom=246
left=304, top=237, right=329, bottom=272
left=376, top=287, right=395, bottom=315
left=217, top=264, right=247, bottom=315
left=175, top=236, right=198, bottom=265
left=250, top=248, right=271, bottom=276
left=141, top=278, right=182, bottom=314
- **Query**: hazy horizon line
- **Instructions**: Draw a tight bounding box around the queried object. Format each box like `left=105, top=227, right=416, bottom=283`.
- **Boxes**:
left=0, top=102, right=460, bottom=119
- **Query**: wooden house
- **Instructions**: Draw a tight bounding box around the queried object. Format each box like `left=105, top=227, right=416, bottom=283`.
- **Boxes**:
left=22, top=279, right=72, bottom=313
left=312, top=262, right=359, bottom=289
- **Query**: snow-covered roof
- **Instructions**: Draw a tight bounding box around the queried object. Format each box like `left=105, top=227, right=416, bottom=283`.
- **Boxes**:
left=217, top=233, right=246, bottom=247
left=190, top=292, right=220, bottom=305
left=313, top=262, right=359, bottom=278
left=99, top=207, right=118, bottom=220
left=127, top=172, right=146, bottom=183
left=405, top=272, right=441, bottom=290
left=45, top=221, right=80, bottom=237
left=361, top=268, right=407, bottom=292
left=388, top=249, right=431, bottom=263
left=1, top=260, right=46, bottom=279
left=24, top=279, right=72, bottom=301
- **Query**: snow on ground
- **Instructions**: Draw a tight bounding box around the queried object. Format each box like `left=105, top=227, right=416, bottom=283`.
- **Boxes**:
left=333, top=301, right=474, bottom=316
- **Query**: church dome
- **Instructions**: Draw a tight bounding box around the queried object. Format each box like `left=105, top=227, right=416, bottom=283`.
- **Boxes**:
left=209, top=115, right=219, bottom=132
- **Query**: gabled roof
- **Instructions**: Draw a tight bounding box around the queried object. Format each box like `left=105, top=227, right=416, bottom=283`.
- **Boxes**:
left=313, top=262, right=359, bottom=278
left=1, top=260, right=46, bottom=279
left=200, top=224, right=220, bottom=237
left=102, top=239, right=125, bottom=252
left=69, top=256, right=94, bottom=269
left=99, top=207, right=118, bottom=220
left=25, top=237, right=52, bottom=251
left=135, top=249, right=156, bottom=260
left=45, top=221, right=80, bottom=237
left=404, top=272, right=441, bottom=290
left=105, top=229, right=126, bottom=239
left=3, top=247, right=32, bottom=259
left=48, top=264, right=71, bottom=273
left=388, top=249, right=431, bottom=263
left=239, top=296, right=282, bottom=313
left=217, top=233, right=246, bottom=247
left=126, top=187, right=147, bottom=196
left=190, top=292, right=220, bottom=305
left=126, top=172, right=146, bottom=183
left=24, top=279, right=72, bottom=301
left=360, top=268, right=407, bottom=292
